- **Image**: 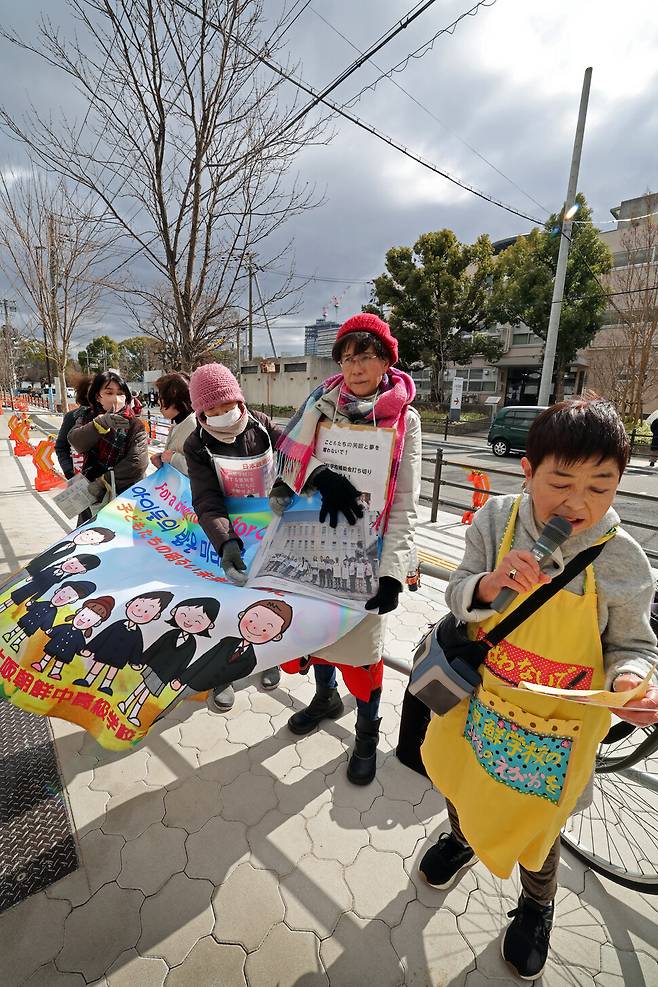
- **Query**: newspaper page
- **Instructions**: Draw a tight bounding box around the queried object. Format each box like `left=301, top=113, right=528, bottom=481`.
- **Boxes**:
left=248, top=423, right=395, bottom=609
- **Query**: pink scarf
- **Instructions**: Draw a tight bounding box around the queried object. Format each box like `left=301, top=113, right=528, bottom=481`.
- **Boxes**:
left=277, top=369, right=416, bottom=532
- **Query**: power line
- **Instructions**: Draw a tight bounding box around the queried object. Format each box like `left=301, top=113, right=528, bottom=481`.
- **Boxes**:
left=173, top=0, right=543, bottom=225
left=311, top=4, right=549, bottom=217
left=281, top=0, right=441, bottom=134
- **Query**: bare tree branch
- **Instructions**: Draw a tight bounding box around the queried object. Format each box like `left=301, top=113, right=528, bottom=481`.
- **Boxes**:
left=0, top=0, right=327, bottom=370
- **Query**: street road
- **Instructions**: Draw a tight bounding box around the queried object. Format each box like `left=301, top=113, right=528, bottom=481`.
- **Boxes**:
left=421, top=432, right=658, bottom=562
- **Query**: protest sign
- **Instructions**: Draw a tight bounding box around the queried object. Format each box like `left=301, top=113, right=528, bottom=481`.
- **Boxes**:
left=248, top=423, right=395, bottom=608
left=0, top=465, right=364, bottom=751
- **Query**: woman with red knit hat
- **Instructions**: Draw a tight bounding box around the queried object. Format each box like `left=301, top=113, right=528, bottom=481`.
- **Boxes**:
left=183, top=362, right=283, bottom=710
left=273, top=312, right=421, bottom=785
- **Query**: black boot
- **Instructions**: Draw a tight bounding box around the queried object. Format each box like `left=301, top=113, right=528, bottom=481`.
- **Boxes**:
left=288, top=685, right=344, bottom=735
left=347, top=714, right=381, bottom=785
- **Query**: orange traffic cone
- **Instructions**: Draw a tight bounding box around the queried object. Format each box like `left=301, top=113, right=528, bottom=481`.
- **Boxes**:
left=12, top=417, right=34, bottom=458
left=32, top=436, right=66, bottom=492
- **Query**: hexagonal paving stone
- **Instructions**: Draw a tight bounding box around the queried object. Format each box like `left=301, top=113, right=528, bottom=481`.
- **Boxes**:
left=361, top=795, right=426, bottom=856
left=280, top=855, right=353, bottom=937
left=219, top=770, right=277, bottom=827
left=21, top=964, right=85, bottom=987
left=58, top=883, right=143, bottom=982
left=249, top=689, right=293, bottom=715
left=165, top=938, right=246, bottom=987
left=185, top=816, right=250, bottom=885
left=138, top=873, right=214, bottom=967
left=178, top=708, right=227, bottom=750
left=597, top=943, right=658, bottom=986
left=250, top=738, right=300, bottom=780
left=163, top=775, right=222, bottom=833
left=245, top=922, right=327, bottom=986
left=103, top=948, right=168, bottom=987
left=196, top=738, right=251, bottom=786
left=391, top=899, right=475, bottom=987
left=247, top=808, right=312, bottom=876
left=413, top=787, right=447, bottom=829
left=118, top=822, right=188, bottom=895
left=66, top=783, right=110, bottom=837
left=324, top=762, right=383, bottom=812
left=344, top=845, right=416, bottom=926
left=144, top=736, right=200, bottom=789
left=2, top=893, right=71, bottom=986
left=306, top=801, right=369, bottom=865
left=102, top=782, right=165, bottom=840
left=226, top=710, right=274, bottom=746
left=457, top=886, right=520, bottom=981
left=295, top=730, right=347, bottom=773
left=213, top=862, right=284, bottom=950
left=320, top=913, right=404, bottom=987
left=89, top=748, right=149, bottom=795
left=273, top=765, right=330, bottom=820
left=46, top=827, right=123, bottom=908
left=376, top=752, right=431, bottom=805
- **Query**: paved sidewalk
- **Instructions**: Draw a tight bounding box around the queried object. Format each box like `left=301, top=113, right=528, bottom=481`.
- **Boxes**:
left=1, top=417, right=658, bottom=986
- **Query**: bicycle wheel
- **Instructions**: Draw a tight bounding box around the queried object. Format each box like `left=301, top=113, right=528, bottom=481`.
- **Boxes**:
left=561, top=722, right=658, bottom=892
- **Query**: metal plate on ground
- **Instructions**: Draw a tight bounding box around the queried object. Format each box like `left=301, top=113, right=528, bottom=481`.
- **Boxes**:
left=0, top=701, right=78, bottom=912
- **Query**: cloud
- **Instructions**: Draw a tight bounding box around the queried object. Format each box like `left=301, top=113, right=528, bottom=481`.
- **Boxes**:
left=1, top=0, right=656, bottom=359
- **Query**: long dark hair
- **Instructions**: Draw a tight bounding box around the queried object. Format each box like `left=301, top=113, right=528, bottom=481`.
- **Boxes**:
left=87, top=370, right=132, bottom=413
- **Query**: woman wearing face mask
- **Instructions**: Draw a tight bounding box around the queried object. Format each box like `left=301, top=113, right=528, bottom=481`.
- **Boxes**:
left=150, top=372, right=196, bottom=476
left=184, top=363, right=283, bottom=711
left=272, top=313, right=421, bottom=786
left=68, top=369, right=149, bottom=519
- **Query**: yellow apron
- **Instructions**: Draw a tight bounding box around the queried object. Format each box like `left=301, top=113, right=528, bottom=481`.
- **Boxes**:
left=422, top=497, right=615, bottom=877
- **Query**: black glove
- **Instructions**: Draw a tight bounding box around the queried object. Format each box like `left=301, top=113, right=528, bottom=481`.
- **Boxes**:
left=221, top=539, right=248, bottom=586
left=365, top=576, right=402, bottom=615
left=313, top=468, right=364, bottom=528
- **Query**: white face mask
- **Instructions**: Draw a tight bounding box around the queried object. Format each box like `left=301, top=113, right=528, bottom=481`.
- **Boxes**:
left=100, top=392, right=126, bottom=412
left=206, top=405, right=242, bottom=429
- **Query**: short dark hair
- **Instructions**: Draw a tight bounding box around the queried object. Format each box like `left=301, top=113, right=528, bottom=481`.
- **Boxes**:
left=526, top=398, right=629, bottom=476
left=156, top=372, right=192, bottom=415
left=332, top=331, right=389, bottom=365
left=71, top=374, right=92, bottom=406
left=129, top=590, right=174, bottom=611
left=88, top=370, right=132, bottom=411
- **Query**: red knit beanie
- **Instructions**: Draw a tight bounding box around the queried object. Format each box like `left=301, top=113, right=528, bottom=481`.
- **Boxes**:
left=334, top=313, right=398, bottom=364
left=189, top=363, right=244, bottom=413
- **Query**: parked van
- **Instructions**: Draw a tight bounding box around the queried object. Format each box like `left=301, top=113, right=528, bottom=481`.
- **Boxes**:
left=487, top=405, right=547, bottom=457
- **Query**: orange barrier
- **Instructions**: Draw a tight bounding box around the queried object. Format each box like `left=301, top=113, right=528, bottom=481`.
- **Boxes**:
left=461, top=468, right=491, bottom=525
left=32, top=435, right=67, bottom=492
left=11, top=417, right=34, bottom=457
left=7, top=413, right=21, bottom=438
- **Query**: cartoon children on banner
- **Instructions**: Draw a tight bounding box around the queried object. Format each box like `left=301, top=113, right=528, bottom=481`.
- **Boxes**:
left=0, top=555, right=102, bottom=614
left=25, top=526, right=115, bottom=573
left=118, top=597, right=220, bottom=726
left=32, top=596, right=115, bottom=680
left=2, top=580, right=98, bottom=654
left=117, top=597, right=293, bottom=727
left=73, top=591, right=174, bottom=696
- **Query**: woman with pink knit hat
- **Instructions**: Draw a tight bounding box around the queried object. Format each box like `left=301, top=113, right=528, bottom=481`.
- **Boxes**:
left=273, top=312, right=421, bottom=785
left=184, top=362, right=283, bottom=709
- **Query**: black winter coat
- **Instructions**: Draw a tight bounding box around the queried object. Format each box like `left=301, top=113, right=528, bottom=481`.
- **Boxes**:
left=184, top=411, right=282, bottom=555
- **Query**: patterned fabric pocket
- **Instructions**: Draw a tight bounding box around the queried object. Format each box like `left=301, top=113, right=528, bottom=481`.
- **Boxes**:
left=463, top=690, right=578, bottom=805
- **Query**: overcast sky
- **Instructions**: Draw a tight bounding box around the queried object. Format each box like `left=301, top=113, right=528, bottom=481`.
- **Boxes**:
left=1, top=0, right=657, bottom=358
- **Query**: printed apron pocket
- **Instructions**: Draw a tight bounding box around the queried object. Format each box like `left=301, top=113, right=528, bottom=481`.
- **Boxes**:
left=463, top=687, right=582, bottom=806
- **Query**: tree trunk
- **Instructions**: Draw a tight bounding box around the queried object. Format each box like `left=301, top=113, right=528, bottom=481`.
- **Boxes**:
left=58, top=367, right=69, bottom=414
left=553, top=357, right=566, bottom=403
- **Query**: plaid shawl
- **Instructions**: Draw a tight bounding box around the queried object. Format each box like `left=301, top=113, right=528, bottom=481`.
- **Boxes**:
left=79, top=405, right=136, bottom=480
left=277, top=369, right=416, bottom=533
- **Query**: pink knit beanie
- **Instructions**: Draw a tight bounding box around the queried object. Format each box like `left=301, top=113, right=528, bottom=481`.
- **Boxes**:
left=189, top=363, right=244, bottom=413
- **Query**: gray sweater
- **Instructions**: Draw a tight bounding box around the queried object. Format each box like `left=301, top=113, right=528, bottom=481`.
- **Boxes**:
left=446, top=493, right=658, bottom=689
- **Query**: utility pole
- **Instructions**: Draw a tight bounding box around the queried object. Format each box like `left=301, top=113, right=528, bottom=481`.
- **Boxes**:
left=46, top=212, right=58, bottom=411
left=538, top=67, right=592, bottom=406
left=247, top=254, right=254, bottom=362
left=2, top=298, right=17, bottom=411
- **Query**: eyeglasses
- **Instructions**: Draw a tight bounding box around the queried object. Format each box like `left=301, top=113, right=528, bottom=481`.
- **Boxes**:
left=339, top=354, right=381, bottom=369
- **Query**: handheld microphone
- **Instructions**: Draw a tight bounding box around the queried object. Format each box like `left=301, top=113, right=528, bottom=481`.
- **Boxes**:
left=492, top=515, right=573, bottom=613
